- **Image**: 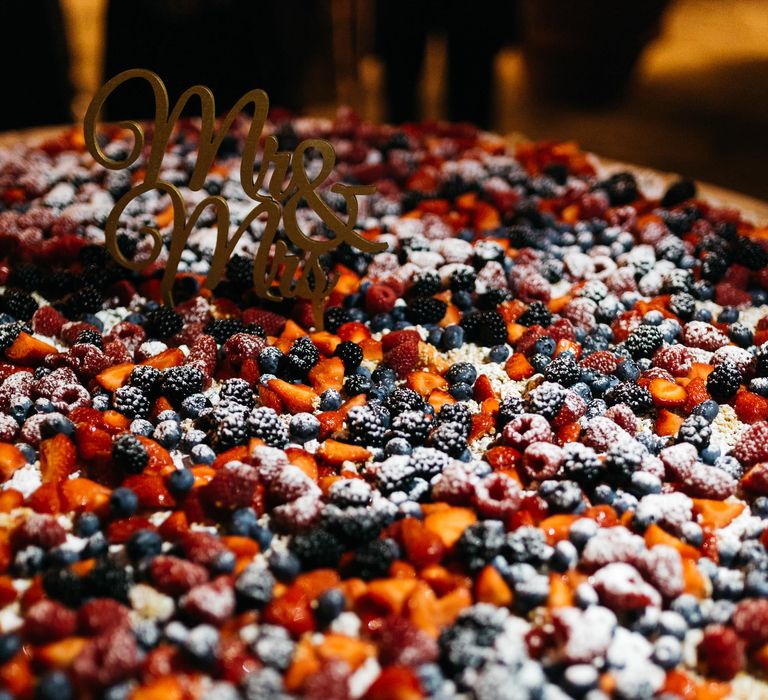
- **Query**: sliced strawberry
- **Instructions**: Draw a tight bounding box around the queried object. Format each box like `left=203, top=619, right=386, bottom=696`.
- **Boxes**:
left=39, top=433, right=77, bottom=483
left=267, top=379, right=318, bottom=414
left=648, top=378, right=687, bottom=408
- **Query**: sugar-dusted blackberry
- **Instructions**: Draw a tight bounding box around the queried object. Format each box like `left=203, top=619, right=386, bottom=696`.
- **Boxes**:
left=112, top=434, right=149, bottom=474
left=324, top=306, right=352, bottom=334
left=409, top=446, right=452, bottom=479
left=162, top=365, right=204, bottom=403
left=497, top=394, right=524, bottom=427
left=0, top=321, right=27, bottom=351
left=129, top=365, right=162, bottom=397
left=437, top=403, right=472, bottom=436
left=406, top=297, right=447, bottom=325
left=348, top=403, right=391, bottom=447
left=519, top=301, right=552, bottom=327
left=625, top=325, right=663, bottom=359
left=476, top=288, right=511, bottom=310
left=289, top=529, right=345, bottom=570
left=668, top=293, right=695, bottom=321
left=604, top=381, right=652, bottom=412
left=526, top=381, right=566, bottom=419
left=212, top=410, right=249, bottom=450
left=384, top=388, right=425, bottom=416
left=247, top=407, right=289, bottom=448
left=678, top=414, right=712, bottom=451
left=2, top=288, right=38, bottom=321
left=604, top=440, right=646, bottom=481
left=476, top=310, right=508, bottom=347
left=439, top=604, right=509, bottom=672
left=390, top=410, right=433, bottom=444
left=429, top=421, right=468, bottom=457
left=114, top=386, right=151, bottom=418
left=563, top=442, right=602, bottom=484
left=116, top=232, right=138, bottom=260
left=74, top=329, right=103, bottom=349
left=410, top=270, right=442, bottom=297
left=204, top=318, right=245, bottom=345
left=603, top=171, right=639, bottom=206
left=334, top=340, right=363, bottom=373
left=67, top=285, right=103, bottom=315
left=701, top=253, right=728, bottom=283
left=539, top=479, right=583, bottom=513
left=344, top=374, right=372, bottom=397
left=706, top=361, right=742, bottom=402
left=145, top=306, right=183, bottom=339
left=226, top=254, right=254, bottom=288
left=544, top=353, right=581, bottom=387
left=219, top=378, right=254, bottom=408
left=348, top=539, right=399, bottom=580
left=286, top=336, right=320, bottom=376
left=449, top=267, right=477, bottom=292
left=455, top=520, right=506, bottom=573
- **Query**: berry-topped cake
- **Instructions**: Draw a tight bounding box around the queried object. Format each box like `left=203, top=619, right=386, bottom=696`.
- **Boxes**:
left=0, top=111, right=767, bottom=700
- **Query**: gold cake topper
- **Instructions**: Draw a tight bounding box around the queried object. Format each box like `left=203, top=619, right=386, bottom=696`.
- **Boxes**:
left=83, top=68, right=385, bottom=330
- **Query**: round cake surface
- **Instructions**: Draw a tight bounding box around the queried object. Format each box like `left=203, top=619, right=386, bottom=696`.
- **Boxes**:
left=0, top=114, right=766, bottom=699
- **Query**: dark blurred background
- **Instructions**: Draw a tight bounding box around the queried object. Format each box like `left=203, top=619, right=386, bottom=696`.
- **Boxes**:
left=1, top=0, right=766, bottom=199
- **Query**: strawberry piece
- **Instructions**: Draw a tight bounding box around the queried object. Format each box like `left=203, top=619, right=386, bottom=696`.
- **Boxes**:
left=78, top=598, right=130, bottom=635
left=683, top=376, right=710, bottom=414
left=734, top=390, right=768, bottom=424
left=505, top=353, right=534, bottom=380
left=26, top=483, right=60, bottom=514
left=134, top=436, right=173, bottom=472
left=400, top=517, right=445, bottom=568
left=181, top=576, right=235, bottom=626
left=406, top=370, right=446, bottom=397
left=141, top=347, right=184, bottom=370
left=122, top=474, right=176, bottom=509
left=698, top=625, right=745, bottom=680
left=653, top=344, right=693, bottom=377
left=75, top=424, right=112, bottom=461
left=39, top=433, right=77, bottom=483
left=5, top=332, right=57, bottom=365
left=384, top=340, right=420, bottom=379
left=374, top=615, right=438, bottom=667
left=149, top=555, right=209, bottom=596
left=95, top=362, right=134, bottom=392
left=203, top=463, right=259, bottom=510
left=60, top=478, right=111, bottom=513
left=317, top=439, right=371, bottom=466
left=24, top=599, right=77, bottom=644
left=648, top=377, right=687, bottom=408
left=107, top=517, right=156, bottom=544
left=0, top=442, right=27, bottom=480
left=267, top=378, right=318, bottom=413
left=472, top=374, right=495, bottom=401
left=308, top=357, right=345, bottom=394
left=742, top=462, right=768, bottom=495
left=31, top=306, right=65, bottom=337
left=364, top=666, right=422, bottom=700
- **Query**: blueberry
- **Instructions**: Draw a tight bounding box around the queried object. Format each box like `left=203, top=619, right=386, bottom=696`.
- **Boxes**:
left=385, top=437, right=412, bottom=456
left=691, top=399, right=719, bottom=422
left=15, top=442, right=35, bottom=463
left=34, top=397, right=55, bottom=414
left=700, top=446, right=720, bottom=465
left=109, top=487, right=138, bottom=518
left=370, top=313, right=393, bottom=332
left=210, top=550, right=236, bottom=575
left=315, top=587, right=345, bottom=627
left=680, top=521, right=703, bottom=547
left=629, top=471, right=662, bottom=495
left=153, top=419, right=181, bottom=448
left=569, top=518, right=598, bottom=550
left=445, top=362, right=477, bottom=386
left=590, top=373, right=616, bottom=396
left=39, top=413, right=75, bottom=439
left=717, top=306, right=739, bottom=324
left=190, top=444, right=215, bottom=465
left=126, top=529, right=162, bottom=560
left=130, top=418, right=154, bottom=437
left=642, top=310, right=663, bottom=326
left=258, top=346, right=283, bottom=375
left=753, top=497, right=768, bottom=518
left=268, top=549, right=301, bottom=583
left=729, top=323, right=753, bottom=348
left=289, top=413, right=320, bottom=443
left=34, top=671, right=74, bottom=700
left=8, top=396, right=32, bottom=425
left=372, top=366, right=397, bottom=387
left=514, top=574, right=550, bottom=611
left=230, top=508, right=258, bottom=536
left=391, top=306, right=406, bottom=322
left=167, top=468, right=195, bottom=495
left=252, top=524, right=273, bottom=551
left=658, top=610, right=687, bottom=639
left=659, top=318, right=682, bottom=342
left=488, top=344, right=509, bottom=363
left=570, top=382, right=592, bottom=401
left=753, top=289, right=768, bottom=306
left=530, top=354, right=551, bottom=372
left=156, top=410, right=181, bottom=424
left=671, top=594, right=703, bottom=628
left=416, top=664, right=444, bottom=696
left=440, top=325, right=464, bottom=350
left=652, top=636, right=682, bottom=670
left=13, top=546, right=44, bottom=577
left=44, top=547, right=79, bottom=568
left=235, top=564, right=275, bottom=607
left=319, top=389, right=342, bottom=411
left=184, top=624, right=219, bottom=664
left=0, top=633, right=21, bottom=664
left=134, top=619, right=160, bottom=650
left=83, top=532, right=108, bottom=558
left=693, top=308, right=713, bottom=323
left=533, top=336, right=556, bottom=357
left=550, top=540, right=578, bottom=572
left=75, top=512, right=101, bottom=537
left=427, top=327, right=443, bottom=347
left=452, top=290, right=473, bottom=310
left=448, top=382, right=473, bottom=401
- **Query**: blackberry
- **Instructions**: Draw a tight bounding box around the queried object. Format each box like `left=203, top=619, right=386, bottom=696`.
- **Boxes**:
left=112, top=434, right=149, bottom=474
left=678, top=414, right=712, bottom=451
left=519, top=301, right=552, bottom=327
left=526, top=381, right=566, bottom=419
left=219, top=378, right=254, bottom=408
left=205, top=318, right=245, bottom=344
left=67, top=285, right=103, bottom=315
left=661, top=178, right=696, bottom=208
left=429, top=421, right=467, bottom=457
left=497, top=394, right=524, bottom=427
left=9, top=263, right=42, bottom=292
left=410, top=270, right=441, bottom=296
left=539, top=479, right=583, bottom=513
left=347, top=539, right=399, bottom=580
left=344, top=374, right=372, bottom=397
left=2, top=288, right=38, bottom=321
left=625, top=325, right=663, bottom=359
left=503, top=526, right=553, bottom=566
left=604, top=381, right=652, bottom=412
left=390, top=410, right=433, bottom=444
left=409, top=446, right=452, bottom=479
left=289, top=529, right=345, bottom=570
left=604, top=440, right=646, bottom=480
left=347, top=404, right=390, bottom=447
left=543, top=354, right=581, bottom=387
left=563, top=442, right=602, bottom=484
left=733, top=238, right=768, bottom=271
left=668, top=293, right=695, bottom=321
left=84, top=556, right=132, bottom=602
left=459, top=311, right=483, bottom=342
left=247, top=407, right=289, bottom=448
left=74, top=329, right=103, bottom=348
left=117, top=232, right=138, bottom=260
left=0, top=321, right=27, bottom=351
left=455, top=520, right=505, bottom=573
left=42, top=567, right=84, bottom=607
left=212, top=410, right=249, bottom=450
left=114, top=386, right=151, bottom=418
left=476, top=288, right=511, bottom=310
left=384, top=388, right=424, bottom=416
left=162, top=365, right=204, bottom=403
left=706, top=362, right=742, bottom=402
left=476, top=310, right=508, bottom=346
left=334, top=341, right=363, bottom=373
left=286, top=336, right=319, bottom=376
left=757, top=348, right=768, bottom=378
left=324, top=306, right=352, bottom=333
left=145, top=306, right=183, bottom=339
left=226, top=254, right=254, bottom=288
left=406, top=296, right=447, bottom=325
left=603, top=172, right=639, bottom=206
left=449, top=267, right=477, bottom=292
left=701, top=254, right=728, bottom=284
left=437, top=403, right=472, bottom=436
left=439, top=604, right=509, bottom=672
left=322, top=504, right=387, bottom=545
left=129, top=365, right=163, bottom=396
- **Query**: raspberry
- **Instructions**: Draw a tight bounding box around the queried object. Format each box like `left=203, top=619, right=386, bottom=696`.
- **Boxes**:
left=186, top=334, right=218, bottom=379
left=103, top=340, right=131, bottom=365
left=503, top=414, right=554, bottom=450
left=652, top=344, right=693, bottom=377
left=548, top=318, right=576, bottom=343
left=72, top=627, right=140, bottom=690
left=77, top=598, right=131, bottom=635
left=562, top=297, right=597, bottom=332
left=580, top=351, right=619, bottom=375
left=364, top=284, right=397, bottom=315
left=149, top=555, right=209, bottom=595
left=304, top=661, right=352, bottom=700
left=105, top=321, right=146, bottom=353
left=698, top=625, right=745, bottom=680
left=374, top=615, right=439, bottom=666
left=384, top=338, right=420, bottom=378
left=180, top=531, right=230, bottom=569
left=204, top=462, right=259, bottom=510
left=222, top=332, right=267, bottom=369
left=639, top=545, right=684, bottom=599
left=522, top=441, right=565, bottom=481
left=592, top=562, right=661, bottom=610
left=472, top=472, right=522, bottom=518
left=181, top=576, right=236, bottom=626
left=32, top=306, right=65, bottom=337
left=603, top=403, right=638, bottom=435
left=242, top=308, right=287, bottom=336
left=732, top=598, right=768, bottom=645
left=24, top=600, right=77, bottom=643
left=732, top=421, right=768, bottom=466
left=681, top=321, right=729, bottom=351
left=12, top=513, right=66, bottom=551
